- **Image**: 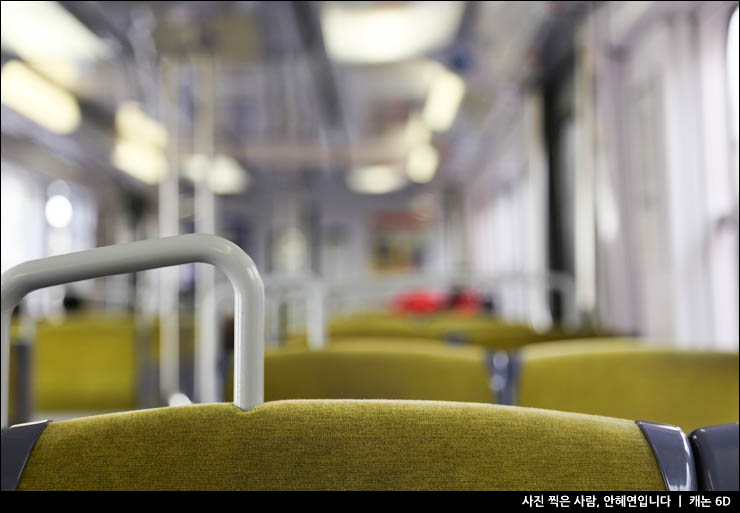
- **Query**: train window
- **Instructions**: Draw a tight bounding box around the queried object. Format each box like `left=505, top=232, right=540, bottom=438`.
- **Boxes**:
left=728, top=6, right=739, bottom=198
left=1, top=160, right=45, bottom=275
left=1, top=164, right=94, bottom=317
left=627, top=78, right=673, bottom=339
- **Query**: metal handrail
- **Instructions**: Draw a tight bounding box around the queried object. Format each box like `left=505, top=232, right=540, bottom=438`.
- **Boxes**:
left=1, top=234, right=264, bottom=429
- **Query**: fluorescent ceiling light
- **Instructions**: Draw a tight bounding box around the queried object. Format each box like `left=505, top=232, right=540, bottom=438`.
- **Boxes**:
left=1, top=60, right=81, bottom=134
left=111, top=139, right=168, bottom=185
left=30, top=59, right=79, bottom=89
left=208, top=155, right=250, bottom=195
left=1, top=1, right=109, bottom=88
left=113, top=102, right=169, bottom=185
left=322, top=2, right=466, bottom=63
left=116, top=102, right=168, bottom=149
left=406, top=144, right=439, bottom=183
left=423, top=66, right=466, bottom=132
left=183, top=154, right=251, bottom=195
left=347, top=165, right=406, bottom=195
left=1, top=1, right=109, bottom=62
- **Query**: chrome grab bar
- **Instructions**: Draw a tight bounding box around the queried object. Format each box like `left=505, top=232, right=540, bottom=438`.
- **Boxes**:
left=1, top=233, right=264, bottom=429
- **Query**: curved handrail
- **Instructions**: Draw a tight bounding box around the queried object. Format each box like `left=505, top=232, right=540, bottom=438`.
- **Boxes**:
left=1, top=234, right=264, bottom=429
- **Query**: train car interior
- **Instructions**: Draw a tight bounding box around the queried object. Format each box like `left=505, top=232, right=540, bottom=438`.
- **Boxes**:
left=1, top=0, right=739, bottom=492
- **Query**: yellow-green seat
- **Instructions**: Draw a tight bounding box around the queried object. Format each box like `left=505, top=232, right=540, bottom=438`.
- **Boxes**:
left=428, top=316, right=542, bottom=348
left=31, top=314, right=196, bottom=412
left=34, top=314, right=138, bottom=412
left=269, top=342, right=491, bottom=403
left=298, top=312, right=610, bottom=351
left=329, top=312, right=432, bottom=339
left=224, top=341, right=493, bottom=403
left=8, top=322, right=22, bottom=424
left=150, top=314, right=196, bottom=361
left=517, top=340, right=740, bottom=433
left=425, top=314, right=611, bottom=350
left=280, top=333, right=442, bottom=349
left=18, top=400, right=666, bottom=490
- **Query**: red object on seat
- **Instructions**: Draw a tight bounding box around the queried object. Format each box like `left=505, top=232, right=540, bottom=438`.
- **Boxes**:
left=391, top=289, right=485, bottom=315
left=453, top=291, right=484, bottom=314
left=391, top=290, right=447, bottom=314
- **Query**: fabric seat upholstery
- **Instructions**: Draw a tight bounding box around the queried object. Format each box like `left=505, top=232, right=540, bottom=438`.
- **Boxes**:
left=287, top=313, right=609, bottom=350
left=34, top=315, right=138, bottom=411
left=225, top=341, right=494, bottom=403
left=518, top=340, right=740, bottom=433
left=18, top=400, right=666, bottom=491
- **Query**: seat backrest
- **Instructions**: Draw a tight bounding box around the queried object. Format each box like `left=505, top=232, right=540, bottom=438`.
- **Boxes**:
left=34, top=314, right=138, bottom=412
left=225, top=341, right=494, bottom=403
left=517, top=340, right=740, bottom=433
left=329, top=312, right=430, bottom=339
left=16, top=400, right=667, bottom=490
left=323, top=313, right=609, bottom=350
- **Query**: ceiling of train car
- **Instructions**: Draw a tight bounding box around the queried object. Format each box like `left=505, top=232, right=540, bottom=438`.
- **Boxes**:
left=1, top=1, right=577, bottom=199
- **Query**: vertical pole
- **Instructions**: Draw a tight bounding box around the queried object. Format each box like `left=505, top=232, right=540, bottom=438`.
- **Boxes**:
left=523, top=92, right=552, bottom=330
left=1, top=310, right=11, bottom=429
left=573, top=14, right=598, bottom=326
left=306, top=279, right=326, bottom=349
left=14, top=312, right=35, bottom=423
left=194, top=52, right=218, bottom=403
left=159, top=57, right=181, bottom=402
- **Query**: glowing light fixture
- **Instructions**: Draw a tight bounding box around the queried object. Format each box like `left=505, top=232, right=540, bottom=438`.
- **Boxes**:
left=321, top=2, right=465, bottom=63
left=1, top=1, right=109, bottom=62
left=1, top=1, right=109, bottom=87
left=111, top=139, right=168, bottom=185
left=112, top=102, right=168, bottom=185
left=1, top=60, right=81, bottom=134
left=115, top=102, right=167, bottom=149
left=183, top=154, right=250, bottom=195
left=208, top=155, right=250, bottom=195
left=45, top=194, right=73, bottom=228
left=347, top=165, right=406, bottom=195
left=423, top=66, right=466, bottom=132
left=406, top=144, right=439, bottom=183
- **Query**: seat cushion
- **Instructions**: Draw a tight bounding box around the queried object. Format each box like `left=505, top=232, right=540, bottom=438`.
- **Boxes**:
left=19, top=400, right=665, bottom=490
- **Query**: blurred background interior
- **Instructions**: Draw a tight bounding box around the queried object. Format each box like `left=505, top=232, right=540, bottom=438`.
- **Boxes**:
left=1, top=1, right=738, bottom=424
